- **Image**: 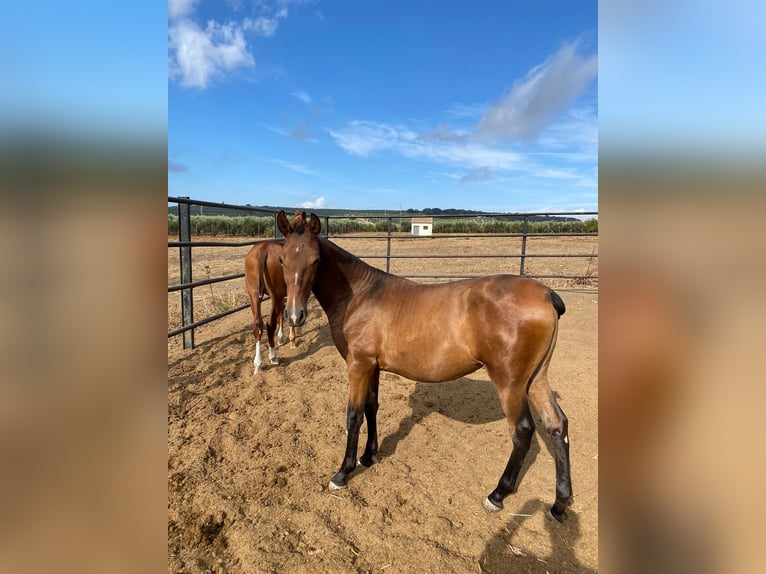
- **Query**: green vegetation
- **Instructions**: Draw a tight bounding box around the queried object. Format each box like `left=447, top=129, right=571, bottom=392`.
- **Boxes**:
left=168, top=214, right=597, bottom=236
left=168, top=214, right=274, bottom=237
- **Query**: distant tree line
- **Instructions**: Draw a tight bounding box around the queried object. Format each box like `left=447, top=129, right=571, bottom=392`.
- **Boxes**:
left=168, top=214, right=597, bottom=236
left=168, top=203, right=590, bottom=222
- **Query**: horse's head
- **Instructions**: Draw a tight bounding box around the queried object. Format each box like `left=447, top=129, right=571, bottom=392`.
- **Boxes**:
left=277, top=210, right=322, bottom=327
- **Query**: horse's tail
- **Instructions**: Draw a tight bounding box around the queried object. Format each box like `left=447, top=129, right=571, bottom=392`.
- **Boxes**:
left=257, top=249, right=268, bottom=300
left=549, top=289, right=566, bottom=317
left=525, top=296, right=562, bottom=393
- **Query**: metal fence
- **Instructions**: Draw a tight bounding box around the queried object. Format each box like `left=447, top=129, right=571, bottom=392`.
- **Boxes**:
left=168, top=196, right=597, bottom=349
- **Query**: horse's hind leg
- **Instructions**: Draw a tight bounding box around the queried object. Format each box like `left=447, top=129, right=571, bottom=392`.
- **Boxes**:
left=528, top=375, right=572, bottom=522
left=359, top=368, right=380, bottom=467
left=484, top=383, right=536, bottom=512
left=246, top=285, right=264, bottom=375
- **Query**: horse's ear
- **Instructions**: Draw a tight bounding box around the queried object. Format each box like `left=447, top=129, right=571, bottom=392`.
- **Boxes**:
left=308, top=213, right=321, bottom=236
left=300, top=210, right=308, bottom=223
left=276, top=211, right=293, bottom=237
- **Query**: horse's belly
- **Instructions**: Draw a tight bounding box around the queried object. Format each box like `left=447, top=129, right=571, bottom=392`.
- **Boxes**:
left=378, top=344, right=480, bottom=383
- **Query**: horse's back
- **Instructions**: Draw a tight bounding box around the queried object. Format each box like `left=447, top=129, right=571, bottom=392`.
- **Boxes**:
left=350, top=274, right=560, bottom=382
left=398, top=274, right=559, bottom=322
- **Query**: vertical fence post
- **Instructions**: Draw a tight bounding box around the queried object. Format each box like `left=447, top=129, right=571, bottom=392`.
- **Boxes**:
left=386, top=217, right=392, bottom=273
left=179, top=198, right=194, bottom=349
left=324, top=217, right=329, bottom=238
left=519, top=216, right=528, bottom=276
left=274, top=213, right=279, bottom=238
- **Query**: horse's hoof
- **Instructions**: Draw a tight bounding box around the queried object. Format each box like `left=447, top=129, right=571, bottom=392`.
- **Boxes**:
left=328, top=480, right=345, bottom=491
left=358, top=456, right=378, bottom=468
left=483, top=498, right=502, bottom=512
left=546, top=509, right=565, bottom=523
left=270, top=359, right=280, bottom=366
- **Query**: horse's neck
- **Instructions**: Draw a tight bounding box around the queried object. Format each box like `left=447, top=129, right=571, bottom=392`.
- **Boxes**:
left=313, top=238, right=383, bottom=319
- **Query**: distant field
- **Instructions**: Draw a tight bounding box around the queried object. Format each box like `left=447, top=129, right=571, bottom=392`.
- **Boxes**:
left=168, top=213, right=598, bottom=237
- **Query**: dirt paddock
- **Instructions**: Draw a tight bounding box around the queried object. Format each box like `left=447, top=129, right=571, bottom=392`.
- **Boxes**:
left=168, top=235, right=598, bottom=573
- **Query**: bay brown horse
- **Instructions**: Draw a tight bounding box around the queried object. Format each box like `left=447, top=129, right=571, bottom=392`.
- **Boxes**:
left=276, top=211, right=573, bottom=522
left=244, top=211, right=306, bottom=374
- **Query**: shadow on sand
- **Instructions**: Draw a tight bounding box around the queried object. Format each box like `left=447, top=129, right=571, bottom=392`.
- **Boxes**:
left=479, top=498, right=596, bottom=573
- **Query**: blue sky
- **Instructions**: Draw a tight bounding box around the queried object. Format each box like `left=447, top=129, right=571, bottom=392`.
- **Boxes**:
left=169, top=1, right=597, bottom=213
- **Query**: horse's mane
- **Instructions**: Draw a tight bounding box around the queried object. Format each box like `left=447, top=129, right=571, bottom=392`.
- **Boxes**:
left=319, top=236, right=393, bottom=284
left=289, top=210, right=308, bottom=234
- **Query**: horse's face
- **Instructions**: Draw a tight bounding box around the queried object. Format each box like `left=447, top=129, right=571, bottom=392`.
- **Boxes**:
left=276, top=210, right=321, bottom=327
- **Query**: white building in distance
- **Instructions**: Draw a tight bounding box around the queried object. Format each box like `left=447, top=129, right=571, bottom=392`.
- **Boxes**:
left=410, top=217, right=433, bottom=236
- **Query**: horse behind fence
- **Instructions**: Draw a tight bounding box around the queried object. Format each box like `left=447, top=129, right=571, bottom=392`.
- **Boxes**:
left=244, top=211, right=306, bottom=374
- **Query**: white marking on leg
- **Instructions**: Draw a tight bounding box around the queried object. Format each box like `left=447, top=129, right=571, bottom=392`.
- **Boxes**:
left=564, top=435, right=569, bottom=444
left=328, top=480, right=345, bottom=491
left=277, top=324, right=285, bottom=345
left=269, top=346, right=279, bottom=365
left=294, top=272, right=298, bottom=286
left=253, top=342, right=263, bottom=374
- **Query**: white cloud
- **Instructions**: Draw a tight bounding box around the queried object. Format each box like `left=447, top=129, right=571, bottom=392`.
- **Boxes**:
left=477, top=42, right=597, bottom=142
left=169, top=19, right=254, bottom=89
left=243, top=16, right=280, bottom=38
left=264, top=124, right=290, bottom=137
left=241, top=1, right=296, bottom=37
left=444, top=102, right=485, bottom=120
left=168, top=0, right=309, bottom=89
left=326, top=44, right=598, bottom=190
left=328, top=121, right=522, bottom=170
left=536, top=106, right=598, bottom=156
left=289, top=90, right=313, bottom=104
left=300, top=196, right=326, bottom=209
left=168, top=0, right=199, bottom=20
left=270, top=159, right=319, bottom=177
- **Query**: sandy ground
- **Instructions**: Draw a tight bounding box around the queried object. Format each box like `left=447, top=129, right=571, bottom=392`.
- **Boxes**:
left=168, top=235, right=598, bottom=573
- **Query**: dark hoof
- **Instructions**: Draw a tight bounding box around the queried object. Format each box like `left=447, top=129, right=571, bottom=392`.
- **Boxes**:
left=358, top=455, right=379, bottom=468
left=546, top=508, right=565, bottom=523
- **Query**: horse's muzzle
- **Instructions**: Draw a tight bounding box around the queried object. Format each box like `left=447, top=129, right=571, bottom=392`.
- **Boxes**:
left=284, top=307, right=306, bottom=327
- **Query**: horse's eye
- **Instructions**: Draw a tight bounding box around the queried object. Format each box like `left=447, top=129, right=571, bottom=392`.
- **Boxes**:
left=278, top=257, right=284, bottom=265
left=313, top=258, right=321, bottom=265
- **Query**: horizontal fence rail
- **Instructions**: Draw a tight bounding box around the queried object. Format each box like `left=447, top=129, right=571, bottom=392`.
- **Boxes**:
left=168, top=197, right=597, bottom=349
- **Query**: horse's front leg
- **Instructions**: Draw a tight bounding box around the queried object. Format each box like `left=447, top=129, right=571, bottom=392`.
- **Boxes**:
left=329, top=361, right=375, bottom=489
left=266, top=300, right=281, bottom=365
left=276, top=312, right=286, bottom=346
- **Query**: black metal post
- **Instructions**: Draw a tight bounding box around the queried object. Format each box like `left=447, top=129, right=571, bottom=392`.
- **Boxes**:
left=179, top=198, right=194, bottom=349
left=386, top=217, right=392, bottom=273
left=519, top=216, right=528, bottom=276
left=324, top=217, right=329, bottom=238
